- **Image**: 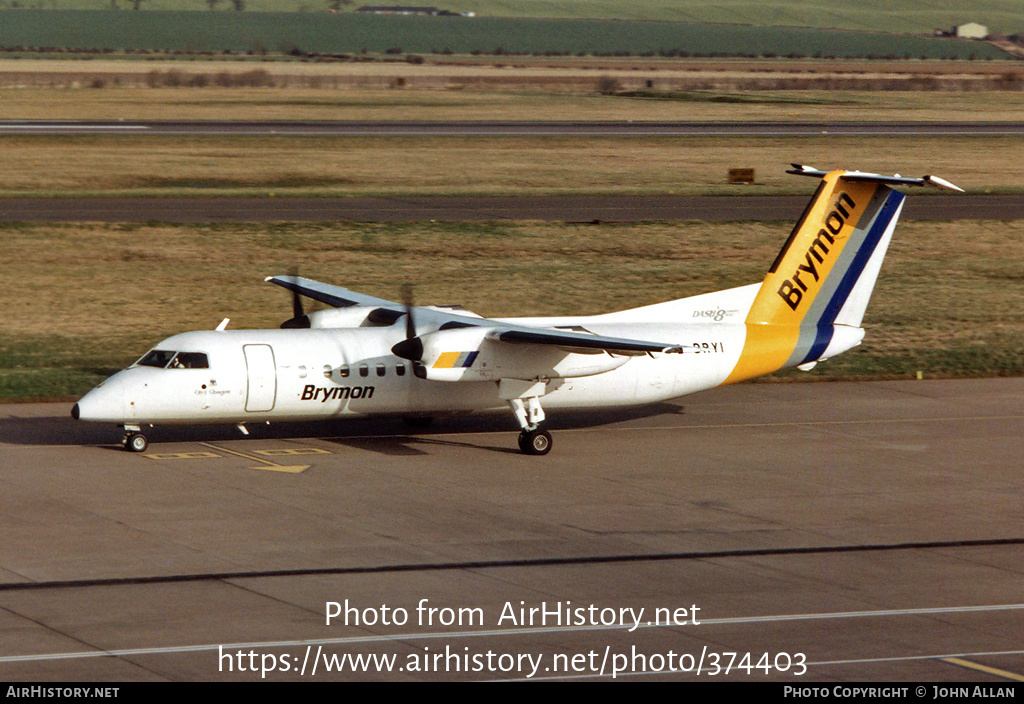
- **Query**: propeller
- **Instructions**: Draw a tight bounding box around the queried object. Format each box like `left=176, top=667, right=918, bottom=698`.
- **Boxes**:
left=402, top=283, right=415, bottom=339
left=280, top=270, right=311, bottom=329
left=391, top=283, right=424, bottom=361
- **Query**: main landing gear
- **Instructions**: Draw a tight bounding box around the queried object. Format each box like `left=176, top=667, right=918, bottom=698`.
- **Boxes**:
left=507, top=394, right=551, bottom=456
left=518, top=427, right=552, bottom=455
left=121, top=425, right=148, bottom=453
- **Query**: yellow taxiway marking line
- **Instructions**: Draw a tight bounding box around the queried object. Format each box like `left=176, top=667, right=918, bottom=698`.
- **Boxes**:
left=143, top=451, right=221, bottom=460
left=251, top=447, right=331, bottom=457
left=940, top=657, right=1024, bottom=682
left=198, top=442, right=310, bottom=473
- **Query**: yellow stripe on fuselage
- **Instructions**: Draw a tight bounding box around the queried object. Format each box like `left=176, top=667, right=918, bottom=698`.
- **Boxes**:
left=723, top=323, right=801, bottom=385
left=433, top=351, right=462, bottom=368
left=723, top=173, right=879, bottom=385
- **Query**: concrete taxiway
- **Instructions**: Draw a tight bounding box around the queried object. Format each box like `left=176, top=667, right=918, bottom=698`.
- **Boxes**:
left=0, top=377, right=1022, bottom=681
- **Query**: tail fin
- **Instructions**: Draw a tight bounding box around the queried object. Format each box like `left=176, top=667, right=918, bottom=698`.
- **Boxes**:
left=724, top=165, right=961, bottom=384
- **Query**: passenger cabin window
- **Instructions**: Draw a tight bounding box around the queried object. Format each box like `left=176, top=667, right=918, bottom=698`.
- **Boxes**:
left=376, top=364, right=386, bottom=377
left=323, top=365, right=332, bottom=379
left=339, top=365, right=350, bottom=378
left=396, top=363, right=406, bottom=376
left=359, top=364, right=369, bottom=378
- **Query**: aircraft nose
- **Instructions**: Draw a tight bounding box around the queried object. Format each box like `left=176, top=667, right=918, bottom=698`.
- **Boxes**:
left=73, top=376, right=127, bottom=423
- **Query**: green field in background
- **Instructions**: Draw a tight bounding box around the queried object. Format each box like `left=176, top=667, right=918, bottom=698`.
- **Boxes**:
left=1, top=1, right=1022, bottom=36
left=0, top=10, right=1009, bottom=59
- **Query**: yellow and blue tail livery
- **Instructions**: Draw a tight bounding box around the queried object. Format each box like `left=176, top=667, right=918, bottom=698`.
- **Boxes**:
left=724, top=165, right=963, bottom=384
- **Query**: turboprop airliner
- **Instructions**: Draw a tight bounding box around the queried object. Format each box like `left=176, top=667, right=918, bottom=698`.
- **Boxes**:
left=73, top=165, right=961, bottom=455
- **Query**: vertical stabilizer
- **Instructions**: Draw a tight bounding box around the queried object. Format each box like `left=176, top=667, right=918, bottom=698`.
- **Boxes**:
left=723, top=166, right=960, bottom=384
left=748, top=171, right=902, bottom=329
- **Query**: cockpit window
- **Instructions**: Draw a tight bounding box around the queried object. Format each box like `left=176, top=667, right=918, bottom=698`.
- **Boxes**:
left=171, top=352, right=209, bottom=369
left=135, top=350, right=209, bottom=369
left=136, top=350, right=177, bottom=368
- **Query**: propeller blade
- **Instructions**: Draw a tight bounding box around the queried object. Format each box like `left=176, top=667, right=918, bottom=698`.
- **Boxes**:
left=401, top=283, right=416, bottom=340
left=280, top=270, right=311, bottom=329
left=281, top=314, right=311, bottom=329
left=392, top=283, right=423, bottom=360
left=292, top=285, right=304, bottom=320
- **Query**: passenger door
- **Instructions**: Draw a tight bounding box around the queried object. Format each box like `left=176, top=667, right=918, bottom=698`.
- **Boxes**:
left=244, top=344, right=277, bottom=412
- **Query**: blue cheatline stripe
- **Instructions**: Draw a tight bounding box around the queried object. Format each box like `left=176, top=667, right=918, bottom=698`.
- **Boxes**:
left=461, top=351, right=479, bottom=368
left=803, top=324, right=835, bottom=365
left=785, top=186, right=888, bottom=368
left=798, top=189, right=904, bottom=365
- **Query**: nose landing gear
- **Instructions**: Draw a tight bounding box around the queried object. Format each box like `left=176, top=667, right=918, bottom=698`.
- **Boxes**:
left=121, top=425, right=148, bottom=453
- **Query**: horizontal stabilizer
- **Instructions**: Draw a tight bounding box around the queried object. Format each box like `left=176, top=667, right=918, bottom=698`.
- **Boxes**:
left=787, top=164, right=964, bottom=192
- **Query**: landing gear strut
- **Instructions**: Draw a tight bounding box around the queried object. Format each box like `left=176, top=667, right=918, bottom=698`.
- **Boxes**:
left=507, top=393, right=551, bottom=456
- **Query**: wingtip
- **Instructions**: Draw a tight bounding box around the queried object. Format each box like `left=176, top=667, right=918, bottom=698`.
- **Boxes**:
left=786, top=164, right=828, bottom=178
left=924, top=175, right=965, bottom=193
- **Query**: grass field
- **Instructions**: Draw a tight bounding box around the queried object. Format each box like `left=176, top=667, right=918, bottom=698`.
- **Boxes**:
left=4, top=82, right=1024, bottom=122
left=0, top=10, right=1009, bottom=60
left=2, top=1, right=1022, bottom=37
left=2, top=219, right=1022, bottom=401
left=1, top=133, right=1022, bottom=197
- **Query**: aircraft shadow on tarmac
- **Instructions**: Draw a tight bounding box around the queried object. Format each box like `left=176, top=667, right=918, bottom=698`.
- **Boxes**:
left=0, top=402, right=684, bottom=454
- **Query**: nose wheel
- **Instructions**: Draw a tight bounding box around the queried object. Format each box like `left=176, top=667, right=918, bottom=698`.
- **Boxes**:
left=121, top=426, right=148, bottom=453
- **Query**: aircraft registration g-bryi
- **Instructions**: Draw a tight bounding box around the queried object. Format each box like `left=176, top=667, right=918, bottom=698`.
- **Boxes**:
left=73, top=166, right=962, bottom=455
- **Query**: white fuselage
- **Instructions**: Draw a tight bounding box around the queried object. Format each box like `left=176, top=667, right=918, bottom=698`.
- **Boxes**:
left=73, top=283, right=780, bottom=427
left=74, top=322, right=741, bottom=426
left=73, top=281, right=865, bottom=428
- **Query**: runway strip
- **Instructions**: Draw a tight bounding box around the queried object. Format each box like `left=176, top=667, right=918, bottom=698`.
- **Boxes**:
left=1, top=194, right=1019, bottom=222
left=4, top=603, right=1022, bottom=665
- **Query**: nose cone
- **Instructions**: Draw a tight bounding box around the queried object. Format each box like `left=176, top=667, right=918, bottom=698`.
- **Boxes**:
left=74, top=375, right=127, bottom=423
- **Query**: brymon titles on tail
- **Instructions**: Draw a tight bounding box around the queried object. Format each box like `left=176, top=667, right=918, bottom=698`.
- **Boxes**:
left=723, top=164, right=963, bottom=383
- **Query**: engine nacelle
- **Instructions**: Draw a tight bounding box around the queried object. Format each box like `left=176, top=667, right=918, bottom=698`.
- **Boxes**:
left=417, top=327, right=630, bottom=382
left=306, top=307, right=382, bottom=328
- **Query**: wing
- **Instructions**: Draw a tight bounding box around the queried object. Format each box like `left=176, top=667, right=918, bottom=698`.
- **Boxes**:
left=490, top=325, right=682, bottom=355
left=267, top=275, right=683, bottom=357
left=265, top=275, right=402, bottom=310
